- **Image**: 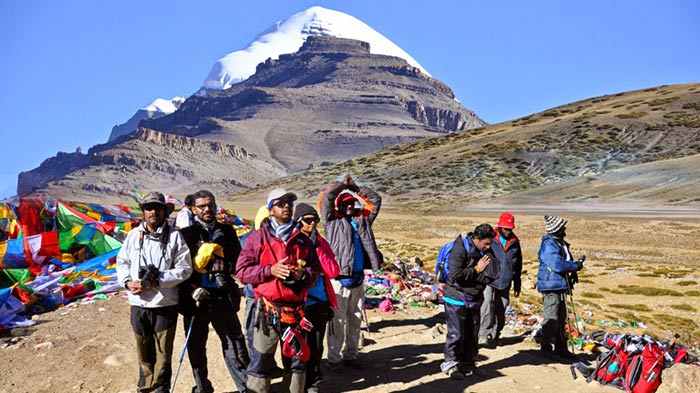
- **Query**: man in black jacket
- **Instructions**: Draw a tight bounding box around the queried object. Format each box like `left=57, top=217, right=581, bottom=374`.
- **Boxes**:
left=440, top=224, right=499, bottom=380
left=179, top=190, right=249, bottom=393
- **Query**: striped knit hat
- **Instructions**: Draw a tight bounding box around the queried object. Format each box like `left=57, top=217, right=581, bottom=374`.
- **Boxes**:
left=544, top=215, right=567, bottom=234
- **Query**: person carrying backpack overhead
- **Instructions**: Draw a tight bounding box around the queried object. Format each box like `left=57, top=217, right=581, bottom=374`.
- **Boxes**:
left=440, top=224, right=500, bottom=380
left=479, top=212, right=522, bottom=348
left=319, top=175, right=382, bottom=373
left=537, top=215, right=585, bottom=360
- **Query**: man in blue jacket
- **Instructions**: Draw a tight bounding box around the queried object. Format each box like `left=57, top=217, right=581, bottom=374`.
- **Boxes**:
left=537, top=215, right=584, bottom=359
left=479, top=212, right=522, bottom=348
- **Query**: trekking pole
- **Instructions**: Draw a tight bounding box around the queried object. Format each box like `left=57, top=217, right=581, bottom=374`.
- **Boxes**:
left=171, top=315, right=195, bottom=393
left=646, top=333, right=680, bottom=382
left=362, top=295, right=371, bottom=335
left=568, top=283, right=582, bottom=334
left=563, top=291, right=575, bottom=354
left=564, top=273, right=583, bottom=353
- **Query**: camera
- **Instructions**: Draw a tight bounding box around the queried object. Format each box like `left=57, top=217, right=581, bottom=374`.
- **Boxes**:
left=138, top=265, right=160, bottom=289
left=208, top=272, right=229, bottom=289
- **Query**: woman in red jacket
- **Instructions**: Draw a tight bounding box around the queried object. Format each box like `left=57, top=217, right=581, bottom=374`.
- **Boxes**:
left=295, top=203, right=340, bottom=393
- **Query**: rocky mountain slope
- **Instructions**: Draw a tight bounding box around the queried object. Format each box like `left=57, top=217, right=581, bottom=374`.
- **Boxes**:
left=234, top=83, right=700, bottom=208
left=18, top=36, right=485, bottom=198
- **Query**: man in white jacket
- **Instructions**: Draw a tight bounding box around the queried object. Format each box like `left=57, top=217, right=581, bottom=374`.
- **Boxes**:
left=117, top=191, right=192, bottom=393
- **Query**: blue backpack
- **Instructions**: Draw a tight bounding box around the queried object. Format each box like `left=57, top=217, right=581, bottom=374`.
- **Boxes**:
left=435, top=236, right=470, bottom=283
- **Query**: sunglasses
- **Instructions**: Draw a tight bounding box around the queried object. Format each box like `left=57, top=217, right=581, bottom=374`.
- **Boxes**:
left=301, top=216, right=319, bottom=224
left=195, top=203, right=216, bottom=211
left=273, top=200, right=294, bottom=208
left=142, top=204, right=164, bottom=212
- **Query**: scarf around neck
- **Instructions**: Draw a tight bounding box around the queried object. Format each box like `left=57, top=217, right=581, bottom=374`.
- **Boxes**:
left=269, top=217, right=294, bottom=243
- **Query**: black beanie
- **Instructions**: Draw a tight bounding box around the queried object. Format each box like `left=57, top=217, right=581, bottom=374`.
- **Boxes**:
left=293, top=203, right=319, bottom=221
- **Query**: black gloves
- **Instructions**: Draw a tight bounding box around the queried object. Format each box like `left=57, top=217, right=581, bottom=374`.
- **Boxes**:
left=569, top=271, right=579, bottom=286
left=575, top=255, right=585, bottom=271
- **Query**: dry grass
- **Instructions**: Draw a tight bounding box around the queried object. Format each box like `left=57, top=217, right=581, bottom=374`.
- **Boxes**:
left=366, top=208, right=700, bottom=346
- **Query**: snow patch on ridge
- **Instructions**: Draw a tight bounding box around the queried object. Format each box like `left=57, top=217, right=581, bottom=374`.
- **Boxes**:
left=141, top=97, right=186, bottom=114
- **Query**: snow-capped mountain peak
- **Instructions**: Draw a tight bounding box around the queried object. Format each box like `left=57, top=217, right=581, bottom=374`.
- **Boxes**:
left=201, top=6, right=430, bottom=91
left=141, top=97, right=185, bottom=114
left=108, top=96, right=185, bottom=141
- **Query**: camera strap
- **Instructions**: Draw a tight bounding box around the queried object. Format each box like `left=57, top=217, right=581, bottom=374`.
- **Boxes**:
left=138, top=223, right=171, bottom=270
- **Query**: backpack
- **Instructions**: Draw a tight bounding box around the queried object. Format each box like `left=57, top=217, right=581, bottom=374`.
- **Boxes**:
left=588, top=334, right=632, bottom=389
left=435, top=236, right=470, bottom=284
left=624, top=342, right=664, bottom=393
left=587, top=333, right=666, bottom=393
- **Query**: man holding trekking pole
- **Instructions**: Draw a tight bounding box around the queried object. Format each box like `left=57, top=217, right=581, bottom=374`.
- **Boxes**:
left=178, top=190, right=249, bottom=392
left=537, top=215, right=585, bottom=360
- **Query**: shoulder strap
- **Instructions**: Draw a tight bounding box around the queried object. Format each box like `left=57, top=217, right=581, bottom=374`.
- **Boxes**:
left=462, top=236, right=470, bottom=252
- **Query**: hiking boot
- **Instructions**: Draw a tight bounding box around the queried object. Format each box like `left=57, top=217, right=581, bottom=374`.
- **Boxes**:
left=460, top=363, right=486, bottom=377
left=343, top=358, right=364, bottom=370
left=540, top=348, right=559, bottom=361
left=446, top=366, right=465, bottom=380
left=326, top=361, right=344, bottom=373
left=556, top=349, right=578, bottom=360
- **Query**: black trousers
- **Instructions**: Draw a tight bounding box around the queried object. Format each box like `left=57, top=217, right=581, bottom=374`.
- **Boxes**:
left=304, top=302, right=331, bottom=391
left=443, top=302, right=481, bottom=365
left=183, top=303, right=249, bottom=393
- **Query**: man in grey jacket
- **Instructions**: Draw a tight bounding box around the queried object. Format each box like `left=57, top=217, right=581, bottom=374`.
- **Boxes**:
left=117, top=192, right=192, bottom=393
left=319, top=175, right=382, bottom=372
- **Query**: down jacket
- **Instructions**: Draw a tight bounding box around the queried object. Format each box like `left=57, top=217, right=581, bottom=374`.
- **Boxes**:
left=235, top=218, right=320, bottom=304
left=537, top=234, right=579, bottom=292
left=178, top=220, right=242, bottom=313
left=319, top=182, right=382, bottom=275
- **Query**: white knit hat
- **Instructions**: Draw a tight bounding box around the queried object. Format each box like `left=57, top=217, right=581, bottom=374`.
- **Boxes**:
left=544, top=215, right=567, bottom=234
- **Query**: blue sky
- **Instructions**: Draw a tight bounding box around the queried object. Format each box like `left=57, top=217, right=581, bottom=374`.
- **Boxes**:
left=1, top=0, right=698, bottom=198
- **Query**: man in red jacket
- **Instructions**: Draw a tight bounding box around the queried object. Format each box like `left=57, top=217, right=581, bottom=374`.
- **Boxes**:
left=236, top=189, right=321, bottom=393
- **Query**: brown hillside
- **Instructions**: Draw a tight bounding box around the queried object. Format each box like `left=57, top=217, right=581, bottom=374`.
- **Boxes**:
left=232, top=83, right=700, bottom=208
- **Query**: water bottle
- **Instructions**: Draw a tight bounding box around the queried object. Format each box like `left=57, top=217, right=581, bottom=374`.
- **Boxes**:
left=603, top=361, right=619, bottom=382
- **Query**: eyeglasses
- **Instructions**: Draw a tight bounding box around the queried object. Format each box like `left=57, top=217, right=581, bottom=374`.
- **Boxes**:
left=195, top=204, right=216, bottom=211
left=273, top=200, right=294, bottom=208
left=301, top=216, right=319, bottom=224
left=142, top=204, right=164, bottom=212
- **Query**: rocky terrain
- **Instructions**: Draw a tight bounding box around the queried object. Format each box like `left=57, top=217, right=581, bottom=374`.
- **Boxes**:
left=18, top=36, right=484, bottom=199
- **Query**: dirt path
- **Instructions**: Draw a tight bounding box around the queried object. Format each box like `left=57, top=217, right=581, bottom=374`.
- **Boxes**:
left=0, top=294, right=611, bottom=393
left=1, top=208, right=697, bottom=392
